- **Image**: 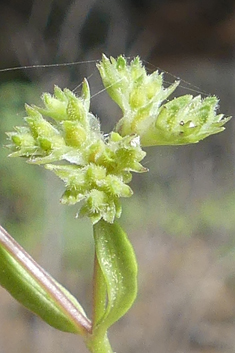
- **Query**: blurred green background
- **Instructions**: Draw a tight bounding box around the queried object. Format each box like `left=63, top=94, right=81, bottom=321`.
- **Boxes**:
left=1, top=1, right=235, bottom=352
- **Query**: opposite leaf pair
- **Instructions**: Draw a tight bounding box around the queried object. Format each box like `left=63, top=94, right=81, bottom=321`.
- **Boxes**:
left=0, top=220, right=137, bottom=353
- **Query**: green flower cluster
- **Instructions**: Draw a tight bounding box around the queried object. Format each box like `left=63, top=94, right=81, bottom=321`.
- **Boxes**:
left=98, top=55, right=230, bottom=146
left=7, top=80, right=146, bottom=224
left=7, top=55, right=231, bottom=223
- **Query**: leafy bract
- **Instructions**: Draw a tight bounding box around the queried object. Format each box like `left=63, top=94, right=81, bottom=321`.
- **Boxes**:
left=93, top=220, right=138, bottom=332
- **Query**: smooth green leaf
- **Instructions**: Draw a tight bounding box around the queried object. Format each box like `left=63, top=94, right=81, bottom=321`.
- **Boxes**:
left=93, top=220, right=138, bottom=332
left=0, top=225, right=91, bottom=335
left=91, top=254, right=107, bottom=327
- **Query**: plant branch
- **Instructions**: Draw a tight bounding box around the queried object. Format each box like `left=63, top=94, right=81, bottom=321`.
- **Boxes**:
left=0, top=224, right=92, bottom=334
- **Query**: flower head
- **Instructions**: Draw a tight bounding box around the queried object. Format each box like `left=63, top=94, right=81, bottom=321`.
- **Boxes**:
left=7, top=80, right=146, bottom=224
left=7, top=55, right=231, bottom=223
left=98, top=55, right=231, bottom=146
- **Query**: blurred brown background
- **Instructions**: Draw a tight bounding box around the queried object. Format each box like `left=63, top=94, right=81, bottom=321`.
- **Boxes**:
left=1, top=0, right=235, bottom=352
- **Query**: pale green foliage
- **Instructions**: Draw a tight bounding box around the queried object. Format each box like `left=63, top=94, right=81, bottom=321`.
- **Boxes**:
left=98, top=55, right=231, bottom=146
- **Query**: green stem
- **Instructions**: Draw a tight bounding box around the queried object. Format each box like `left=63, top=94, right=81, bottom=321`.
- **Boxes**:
left=84, top=226, right=114, bottom=353
left=85, top=332, right=114, bottom=353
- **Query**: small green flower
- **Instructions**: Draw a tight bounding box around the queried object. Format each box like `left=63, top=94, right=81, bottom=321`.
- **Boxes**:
left=98, top=55, right=231, bottom=146
left=133, top=94, right=231, bottom=146
left=7, top=80, right=146, bottom=224
left=97, top=54, right=178, bottom=114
